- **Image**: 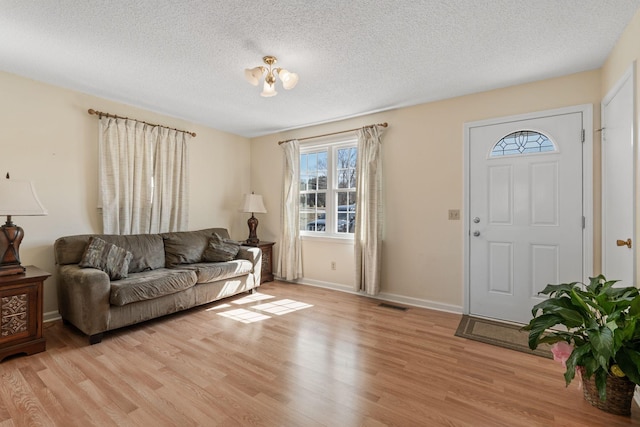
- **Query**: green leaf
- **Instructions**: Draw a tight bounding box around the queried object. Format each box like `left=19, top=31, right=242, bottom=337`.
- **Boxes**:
left=565, top=344, right=591, bottom=385
left=524, top=314, right=565, bottom=349
left=570, top=288, right=592, bottom=314
left=555, top=308, right=587, bottom=327
left=587, top=327, right=614, bottom=370
left=587, top=275, right=606, bottom=293
left=595, top=369, right=608, bottom=401
left=538, top=282, right=579, bottom=297
left=536, top=332, right=574, bottom=345
left=630, top=296, right=640, bottom=316
left=616, top=348, right=640, bottom=385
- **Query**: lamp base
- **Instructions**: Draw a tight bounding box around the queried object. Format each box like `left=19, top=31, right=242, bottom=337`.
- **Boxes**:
left=0, top=264, right=25, bottom=277
left=246, top=213, right=260, bottom=246
left=0, top=219, right=25, bottom=276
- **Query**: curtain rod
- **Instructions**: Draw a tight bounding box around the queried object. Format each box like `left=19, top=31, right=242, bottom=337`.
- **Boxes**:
left=87, top=108, right=197, bottom=137
left=277, top=122, right=388, bottom=145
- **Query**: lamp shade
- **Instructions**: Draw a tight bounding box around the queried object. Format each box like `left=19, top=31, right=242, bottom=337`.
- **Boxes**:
left=278, top=69, right=299, bottom=90
left=260, top=80, right=277, bottom=97
left=244, top=66, right=263, bottom=86
left=241, top=193, right=267, bottom=214
left=0, top=180, right=48, bottom=216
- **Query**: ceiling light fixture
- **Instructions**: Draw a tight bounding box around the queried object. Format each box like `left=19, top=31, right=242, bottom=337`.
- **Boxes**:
left=244, top=56, right=299, bottom=97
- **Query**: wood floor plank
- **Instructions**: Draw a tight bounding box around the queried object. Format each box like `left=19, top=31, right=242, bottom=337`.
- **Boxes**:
left=1, top=281, right=639, bottom=426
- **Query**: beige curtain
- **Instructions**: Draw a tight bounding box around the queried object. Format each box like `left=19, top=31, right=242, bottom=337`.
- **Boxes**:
left=99, top=117, right=189, bottom=234
left=150, top=127, right=189, bottom=233
left=277, top=139, right=302, bottom=280
left=354, top=126, right=383, bottom=295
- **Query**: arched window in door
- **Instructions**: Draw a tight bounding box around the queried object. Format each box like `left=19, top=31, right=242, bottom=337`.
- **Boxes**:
left=489, top=130, right=556, bottom=157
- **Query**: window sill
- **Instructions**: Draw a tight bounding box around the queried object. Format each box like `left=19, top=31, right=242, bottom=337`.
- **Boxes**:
left=300, top=234, right=355, bottom=245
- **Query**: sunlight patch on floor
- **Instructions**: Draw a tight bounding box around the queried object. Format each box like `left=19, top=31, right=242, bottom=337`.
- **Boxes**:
left=206, top=303, right=232, bottom=311
left=231, top=292, right=275, bottom=305
left=251, top=299, right=313, bottom=315
left=217, top=308, right=271, bottom=323
left=214, top=294, right=313, bottom=323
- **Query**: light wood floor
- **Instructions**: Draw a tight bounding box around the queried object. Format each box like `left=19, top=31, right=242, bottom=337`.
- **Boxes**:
left=1, top=281, right=639, bottom=426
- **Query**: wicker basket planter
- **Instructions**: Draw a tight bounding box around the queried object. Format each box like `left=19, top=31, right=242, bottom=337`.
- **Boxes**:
left=579, top=367, right=636, bottom=416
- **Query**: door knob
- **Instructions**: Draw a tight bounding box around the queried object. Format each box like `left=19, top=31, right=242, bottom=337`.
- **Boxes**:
left=473, top=217, right=480, bottom=223
left=473, top=230, right=480, bottom=237
left=616, top=238, right=632, bottom=248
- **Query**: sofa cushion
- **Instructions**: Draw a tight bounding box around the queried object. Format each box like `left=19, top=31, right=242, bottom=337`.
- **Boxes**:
left=202, top=233, right=241, bottom=262
left=109, top=268, right=197, bottom=306
left=99, top=234, right=165, bottom=273
left=162, top=231, right=211, bottom=267
left=79, top=237, right=133, bottom=280
left=181, top=259, right=254, bottom=284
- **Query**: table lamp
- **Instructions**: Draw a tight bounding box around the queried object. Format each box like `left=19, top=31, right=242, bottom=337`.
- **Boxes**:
left=241, top=192, right=267, bottom=246
left=0, top=174, right=48, bottom=276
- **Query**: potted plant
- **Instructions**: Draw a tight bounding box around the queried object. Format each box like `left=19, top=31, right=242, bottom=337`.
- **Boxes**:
left=524, top=275, right=640, bottom=415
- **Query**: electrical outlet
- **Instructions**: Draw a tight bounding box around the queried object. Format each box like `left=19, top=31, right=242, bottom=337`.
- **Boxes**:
left=331, top=261, right=336, bottom=270
left=448, top=209, right=460, bottom=220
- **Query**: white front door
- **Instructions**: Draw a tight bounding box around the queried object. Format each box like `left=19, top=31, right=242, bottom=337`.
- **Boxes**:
left=602, top=65, right=636, bottom=286
left=467, top=110, right=585, bottom=324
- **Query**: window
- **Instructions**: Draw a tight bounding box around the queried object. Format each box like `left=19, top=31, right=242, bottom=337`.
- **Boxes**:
left=300, top=139, right=357, bottom=237
left=489, top=130, right=556, bottom=157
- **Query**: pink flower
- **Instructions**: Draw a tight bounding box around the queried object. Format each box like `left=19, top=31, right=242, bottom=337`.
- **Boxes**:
left=550, top=341, right=573, bottom=367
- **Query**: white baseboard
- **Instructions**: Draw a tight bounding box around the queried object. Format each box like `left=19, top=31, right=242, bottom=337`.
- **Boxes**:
left=44, top=310, right=61, bottom=323
left=283, top=277, right=463, bottom=314
left=375, top=291, right=463, bottom=314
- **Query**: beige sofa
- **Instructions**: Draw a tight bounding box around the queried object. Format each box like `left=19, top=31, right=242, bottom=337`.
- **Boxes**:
left=54, top=228, right=261, bottom=344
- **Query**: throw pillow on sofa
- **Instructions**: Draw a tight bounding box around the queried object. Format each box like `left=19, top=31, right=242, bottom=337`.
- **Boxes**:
left=202, top=233, right=241, bottom=262
left=162, top=232, right=210, bottom=267
left=79, top=237, right=133, bottom=280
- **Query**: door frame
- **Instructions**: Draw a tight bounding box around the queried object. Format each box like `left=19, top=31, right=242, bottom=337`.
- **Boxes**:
left=463, top=104, right=593, bottom=317
left=601, top=62, right=637, bottom=285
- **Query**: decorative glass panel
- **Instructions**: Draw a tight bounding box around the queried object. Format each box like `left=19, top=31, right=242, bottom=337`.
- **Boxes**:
left=490, top=130, right=556, bottom=157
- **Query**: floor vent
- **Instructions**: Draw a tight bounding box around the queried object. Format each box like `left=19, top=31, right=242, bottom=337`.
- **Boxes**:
left=378, top=302, right=408, bottom=311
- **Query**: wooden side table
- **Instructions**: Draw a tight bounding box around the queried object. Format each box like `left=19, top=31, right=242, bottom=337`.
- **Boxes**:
left=0, top=265, right=50, bottom=362
left=244, top=241, right=275, bottom=283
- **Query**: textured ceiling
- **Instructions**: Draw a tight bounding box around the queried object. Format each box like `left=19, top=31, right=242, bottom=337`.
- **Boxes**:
left=1, top=1, right=639, bottom=137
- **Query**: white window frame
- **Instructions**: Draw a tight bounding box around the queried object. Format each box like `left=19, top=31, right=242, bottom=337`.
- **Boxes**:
left=300, top=136, right=357, bottom=241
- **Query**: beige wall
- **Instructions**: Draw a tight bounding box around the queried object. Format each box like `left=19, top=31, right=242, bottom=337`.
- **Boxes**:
left=251, top=69, right=602, bottom=311
left=0, top=71, right=251, bottom=318
left=601, top=8, right=640, bottom=283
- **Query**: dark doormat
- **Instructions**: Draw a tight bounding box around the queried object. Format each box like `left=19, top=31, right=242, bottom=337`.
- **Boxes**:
left=455, top=315, right=552, bottom=359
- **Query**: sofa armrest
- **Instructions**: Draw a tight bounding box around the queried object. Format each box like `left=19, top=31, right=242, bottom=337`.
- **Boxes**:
left=236, top=246, right=262, bottom=284
left=57, top=264, right=111, bottom=336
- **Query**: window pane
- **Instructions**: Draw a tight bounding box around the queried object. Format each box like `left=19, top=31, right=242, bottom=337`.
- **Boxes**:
left=338, top=170, right=348, bottom=188
left=348, top=147, right=357, bottom=168
left=337, top=147, right=357, bottom=190
left=318, top=171, right=327, bottom=190
left=336, top=192, right=356, bottom=234
left=308, top=175, right=317, bottom=190
left=348, top=170, right=356, bottom=188
left=301, top=210, right=326, bottom=232
left=308, top=152, right=317, bottom=171
left=318, top=151, right=328, bottom=170
left=490, top=130, right=556, bottom=157
left=317, top=192, right=326, bottom=208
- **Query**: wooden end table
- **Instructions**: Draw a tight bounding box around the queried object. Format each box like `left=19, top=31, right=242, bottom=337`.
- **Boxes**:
left=243, top=241, right=275, bottom=283
left=0, top=265, right=50, bottom=362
